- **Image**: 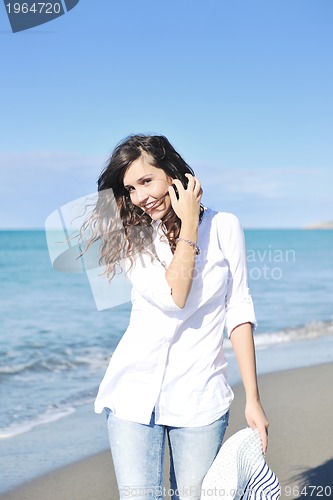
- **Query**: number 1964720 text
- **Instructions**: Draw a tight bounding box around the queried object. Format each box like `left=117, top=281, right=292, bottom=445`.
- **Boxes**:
left=6, top=3, right=62, bottom=14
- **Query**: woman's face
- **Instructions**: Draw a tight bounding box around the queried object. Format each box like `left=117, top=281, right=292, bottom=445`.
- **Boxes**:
left=123, top=155, right=173, bottom=220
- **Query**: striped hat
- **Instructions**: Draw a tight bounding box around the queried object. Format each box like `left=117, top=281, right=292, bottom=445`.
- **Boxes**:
left=201, top=427, right=280, bottom=499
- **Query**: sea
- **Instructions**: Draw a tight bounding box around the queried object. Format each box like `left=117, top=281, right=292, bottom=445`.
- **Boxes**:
left=0, top=228, right=333, bottom=492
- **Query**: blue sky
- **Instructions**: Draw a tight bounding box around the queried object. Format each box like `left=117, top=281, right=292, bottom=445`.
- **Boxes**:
left=1, top=0, right=332, bottom=228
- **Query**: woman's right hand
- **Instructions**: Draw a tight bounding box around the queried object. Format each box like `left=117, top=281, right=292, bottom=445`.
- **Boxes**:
left=168, top=174, right=202, bottom=224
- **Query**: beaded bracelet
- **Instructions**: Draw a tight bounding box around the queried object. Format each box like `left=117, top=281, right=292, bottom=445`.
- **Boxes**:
left=176, top=238, right=201, bottom=255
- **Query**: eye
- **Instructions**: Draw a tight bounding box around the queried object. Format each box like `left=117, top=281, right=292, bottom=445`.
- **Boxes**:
left=126, top=186, right=134, bottom=193
left=142, top=179, right=151, bottom=185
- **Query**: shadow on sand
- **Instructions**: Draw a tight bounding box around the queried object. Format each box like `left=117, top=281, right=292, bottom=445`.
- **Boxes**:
left=292, top=457, right=333, bottom=499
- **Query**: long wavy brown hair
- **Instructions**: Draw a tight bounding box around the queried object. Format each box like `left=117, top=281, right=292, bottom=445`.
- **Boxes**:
left=81, top=134, right=204, bottom=280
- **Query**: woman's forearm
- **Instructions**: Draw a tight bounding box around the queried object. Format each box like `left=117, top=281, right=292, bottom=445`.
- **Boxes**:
left=165, top=218, right=198, bottom=309
left=230, top=322, right=269, bottom=452
left=230, top=322, right=260, bottom=402
left=165, top=174, right=202, bottom=309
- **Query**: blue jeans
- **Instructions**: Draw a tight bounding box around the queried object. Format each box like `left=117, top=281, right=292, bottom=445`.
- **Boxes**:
left=106, top=409, right=229, bottom=500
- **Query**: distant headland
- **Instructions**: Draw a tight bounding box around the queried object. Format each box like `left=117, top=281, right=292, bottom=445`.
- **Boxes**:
left=304, top=221, right=333, bottom=229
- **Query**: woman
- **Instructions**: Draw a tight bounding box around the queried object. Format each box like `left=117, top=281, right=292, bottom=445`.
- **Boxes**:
left=90, top=134, right=268, bottom=500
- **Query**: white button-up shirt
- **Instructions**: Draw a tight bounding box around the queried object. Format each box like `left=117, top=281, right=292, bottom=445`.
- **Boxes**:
left=94, top=208, right=256, bottom=426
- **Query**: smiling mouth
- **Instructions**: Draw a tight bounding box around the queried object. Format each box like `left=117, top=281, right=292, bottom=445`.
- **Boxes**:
left=143, top=199, right=163, bottom=211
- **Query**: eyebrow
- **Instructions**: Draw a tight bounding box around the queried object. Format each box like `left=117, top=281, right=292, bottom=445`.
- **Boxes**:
left=124, top=175, right=152, bottom=189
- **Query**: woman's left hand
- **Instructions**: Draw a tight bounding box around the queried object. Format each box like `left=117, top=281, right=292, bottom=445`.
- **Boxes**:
left=168, top=174, right=202, bottom=224
left=245, top=399, right=269, bottom=454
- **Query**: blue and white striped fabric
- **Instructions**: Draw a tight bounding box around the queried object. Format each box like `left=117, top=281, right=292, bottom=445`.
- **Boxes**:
left=242, top=460, right=281, bottom=499
left=201, top=428, right=281, bottom=499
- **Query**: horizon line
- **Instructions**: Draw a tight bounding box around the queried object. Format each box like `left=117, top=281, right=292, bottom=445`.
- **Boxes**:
left=0, top=225, right=324, bottom=231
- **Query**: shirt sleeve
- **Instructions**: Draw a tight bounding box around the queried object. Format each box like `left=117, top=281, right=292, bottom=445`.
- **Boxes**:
left=216, top=212, right=257, bottom=337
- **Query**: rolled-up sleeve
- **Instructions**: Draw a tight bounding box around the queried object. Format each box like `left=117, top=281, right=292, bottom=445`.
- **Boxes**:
left=217, top=213, right=257, bottom=337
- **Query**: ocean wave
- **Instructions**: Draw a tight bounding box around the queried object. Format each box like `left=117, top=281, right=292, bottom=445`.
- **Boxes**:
left=0, top=407, right=76, bottom=439
left=0, top=387, right=97, bottom=440
left=1, top=319, right=333, bottom=440
left=0, top=348, right=108, bottom=377
left=3, top=321, right=333, bottom=377
left=255, top=320, right=333, bottom=348
left=224, top=319, right=333, bottom=350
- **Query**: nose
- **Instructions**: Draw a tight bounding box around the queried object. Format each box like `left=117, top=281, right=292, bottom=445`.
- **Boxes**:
left=135, top=187, right=149, bottom=206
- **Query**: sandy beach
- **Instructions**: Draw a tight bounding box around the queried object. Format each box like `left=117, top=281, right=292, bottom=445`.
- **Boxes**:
left=1, top=363, right=332, bottom=500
